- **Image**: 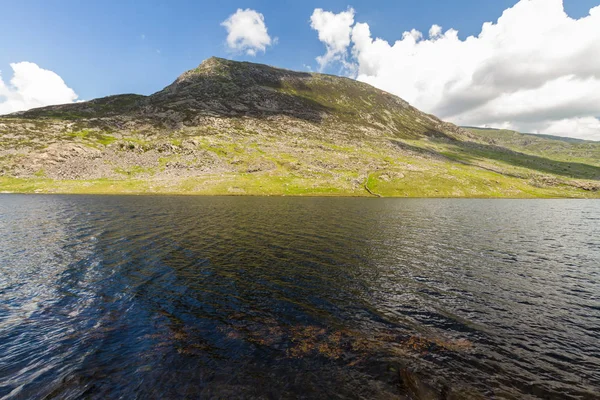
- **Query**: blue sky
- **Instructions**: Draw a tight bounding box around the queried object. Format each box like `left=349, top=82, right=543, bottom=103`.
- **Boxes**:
left=0, top=0, right=595, bottom=98
left=1, top=0, right=600, bottom=139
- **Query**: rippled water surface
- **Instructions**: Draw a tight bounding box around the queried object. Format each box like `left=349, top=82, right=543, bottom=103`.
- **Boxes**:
left=0, top=195, right=599, bottom=399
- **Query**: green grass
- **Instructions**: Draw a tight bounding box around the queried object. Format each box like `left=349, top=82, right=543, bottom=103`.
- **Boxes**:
left=113, top=165, right=156, bottom=177
left=66, top=129, right=118, bottom=147
left=97, top=134, right=118, bottom=146
left=67, top=130, right=91, bottom=139
left=402, top=138, right=600, bottom=182
left=1, top=166, right=598, bottom=198
left=368, top=165, right=595, bottom=198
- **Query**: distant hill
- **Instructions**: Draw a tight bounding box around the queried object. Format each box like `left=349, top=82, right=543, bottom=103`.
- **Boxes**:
left=0, top=57, right=598, bottom=197
left=462, top=127, right=600, bottom=167
left=461, top=126, right=593, bottom=144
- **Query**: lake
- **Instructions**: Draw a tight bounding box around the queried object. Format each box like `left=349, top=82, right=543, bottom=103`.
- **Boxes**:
left=0, top=195, right=598, bottom=399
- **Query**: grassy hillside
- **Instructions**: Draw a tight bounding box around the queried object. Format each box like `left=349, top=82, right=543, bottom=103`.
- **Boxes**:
left=0, top=58, right=598, bottom=198
left=464, top=127, right=600, bottom=167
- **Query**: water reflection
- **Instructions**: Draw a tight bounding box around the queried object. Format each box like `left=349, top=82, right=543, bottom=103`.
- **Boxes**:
left=0, top=196, right=598, bottom=399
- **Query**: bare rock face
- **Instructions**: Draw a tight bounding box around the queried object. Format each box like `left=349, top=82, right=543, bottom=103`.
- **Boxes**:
left=18, top=144, right=102, bottom=179
left=24, top=143, right=100, bottom=172
left=39, top=143, right=102, bottom=163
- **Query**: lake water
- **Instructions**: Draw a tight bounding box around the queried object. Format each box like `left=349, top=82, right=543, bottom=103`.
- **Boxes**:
left=0, top=195, right=598, bottom=399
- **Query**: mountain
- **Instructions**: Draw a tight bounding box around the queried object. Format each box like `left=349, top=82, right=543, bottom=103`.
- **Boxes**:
left=0, top=57, right=598, bottom=197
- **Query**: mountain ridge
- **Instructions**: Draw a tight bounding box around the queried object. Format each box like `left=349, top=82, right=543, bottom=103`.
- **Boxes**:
left=460, top=126, right=596, bottom=144
left=8, top=57, right=467, bottom=139
left=0, top=57, right=598, bottom=197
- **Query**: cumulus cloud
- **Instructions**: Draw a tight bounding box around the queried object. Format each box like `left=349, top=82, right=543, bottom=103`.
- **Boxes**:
left=543, top=117, right=600, bottom=141
left=429, top=24, right=442, bottom=39
left=0, top=62, right=78, bottom=115
left=221, top=9, right=273, bottom=56
left=310, top=7, right=355, bottom=70
left=311, top=0, right=600, bottom=140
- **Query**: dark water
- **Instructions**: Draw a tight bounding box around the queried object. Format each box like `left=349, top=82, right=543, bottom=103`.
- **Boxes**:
left=0, top=196, right=599, bottom=399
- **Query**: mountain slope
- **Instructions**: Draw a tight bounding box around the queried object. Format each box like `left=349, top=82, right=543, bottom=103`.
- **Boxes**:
left=12, top=57, right=463, bottom=139
left=0, top=57, right=598, bottom=197
left=463, top=127, right=600, bottom=166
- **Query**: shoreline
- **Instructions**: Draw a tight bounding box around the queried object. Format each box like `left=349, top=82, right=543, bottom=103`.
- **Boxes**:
left=1, top=175, right=598, bottom=199
left=1, top=188, right=597, bottom=199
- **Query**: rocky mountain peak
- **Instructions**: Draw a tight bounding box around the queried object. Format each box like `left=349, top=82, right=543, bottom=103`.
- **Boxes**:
left=175, top=57, right=231, bottom=82
left=7, top=57, right=464, bottom=139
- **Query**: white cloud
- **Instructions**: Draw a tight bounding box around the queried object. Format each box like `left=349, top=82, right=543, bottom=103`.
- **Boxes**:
left=429, top=24, right=442, bottom=39
left=544, top=117, right=600, bottom=141
left=0, top=62, right=78, bottom=115
left=311, top=0, right=600, bottom=140
left=221, top=9, right=273, bottom=56
left=499, top=116, right=600, bottom=141
left=310, top=7, right=355, bottom=70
